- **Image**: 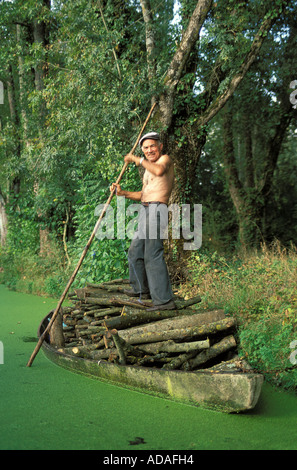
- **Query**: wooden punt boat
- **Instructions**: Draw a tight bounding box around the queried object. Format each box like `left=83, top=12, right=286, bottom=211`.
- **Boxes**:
left=38, top=307, right=263, bottom=413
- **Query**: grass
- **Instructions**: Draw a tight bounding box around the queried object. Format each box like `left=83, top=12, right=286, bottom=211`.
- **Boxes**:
left=0, top=244, right=69, bottom=298
left=178, top=241, right=297, bottom=390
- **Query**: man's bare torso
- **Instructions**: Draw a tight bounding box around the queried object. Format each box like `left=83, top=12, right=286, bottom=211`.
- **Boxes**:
left=141, top=155, right=174, bottom=205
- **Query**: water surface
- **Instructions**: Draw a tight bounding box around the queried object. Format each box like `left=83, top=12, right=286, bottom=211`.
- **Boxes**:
left=0, top=285, right=296, bottom=450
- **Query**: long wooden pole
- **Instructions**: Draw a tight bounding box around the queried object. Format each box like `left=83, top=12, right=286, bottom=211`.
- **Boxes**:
left=27, top=102, right=157, bottom=367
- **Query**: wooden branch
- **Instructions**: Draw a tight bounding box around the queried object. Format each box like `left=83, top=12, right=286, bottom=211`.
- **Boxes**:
left=92, top=307, right=122, bottom=318
left=85, top=296, right=149, bottom=309
left=175, top=296, right=201, bottom=309
left=91, top=347, right=116, bottom=360
left=109, top=329, right=126, bottom=365
left=97, top=0, right=122, bottom=80
left=86, top=284, right=126, bottom=294
left=114, top=309, right=225, bottom=341
left=103, top=305, right=205, bottom=330
left=49, top=310, right=65, bottom=348
left=118, top=317, right=236, bottom=345
left=139, top=338, right=210, bottom=354
left=164, top=0, right=213, bottom=91
left=63, top=203, right=71, bottom=270
left=140, top=0, right=156, bottom=86
left=88, top=279, right=130, bottom=286
left=162, top=351, right=197, bottom=370
left=103, top=329, right=144, bottom=364
left=159, top=0, right=213, bottom=126
left=182, top=335, right=237, bottom=370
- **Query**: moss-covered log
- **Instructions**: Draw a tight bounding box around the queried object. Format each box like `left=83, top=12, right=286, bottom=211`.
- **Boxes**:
left=117, top=317, right=236, bottom=345
left=182, top=335, right=237, bottom=370
left=139, top=338, right=210, bottom=354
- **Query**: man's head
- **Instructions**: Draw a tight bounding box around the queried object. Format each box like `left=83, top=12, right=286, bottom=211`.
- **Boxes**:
left=139, top=132, right=163, bottom=162
left=139, top=132, right=160, bottom=147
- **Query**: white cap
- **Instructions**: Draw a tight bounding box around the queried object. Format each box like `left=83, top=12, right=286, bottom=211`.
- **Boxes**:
left=139, top=132, right=160, bottom=147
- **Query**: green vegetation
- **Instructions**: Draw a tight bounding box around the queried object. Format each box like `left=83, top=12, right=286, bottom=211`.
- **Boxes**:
left=179, top=241, right=297, bottom=390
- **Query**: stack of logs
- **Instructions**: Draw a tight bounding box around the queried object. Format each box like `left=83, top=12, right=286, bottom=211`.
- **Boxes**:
left=50, top=279, right=238, bottom=371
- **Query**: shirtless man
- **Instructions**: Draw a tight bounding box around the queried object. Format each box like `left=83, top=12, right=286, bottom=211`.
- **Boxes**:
left=110, top=132, right=176, bottom=311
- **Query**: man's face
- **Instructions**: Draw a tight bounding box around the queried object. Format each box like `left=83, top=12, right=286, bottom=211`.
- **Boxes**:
left=141, top=139, right=163, bottom=162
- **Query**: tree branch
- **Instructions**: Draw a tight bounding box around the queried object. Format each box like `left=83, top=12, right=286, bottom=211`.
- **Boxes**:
left=97, top=0, right=122, bottom=81
left=196, top=0, right=292, bottom=128
left=159, top=0, right=213, bottom=127
left=165, top=0, right=213, bottom=91
left=140, top=0, right=156, bottom=86
left=259, top=100, right=294, bottom=197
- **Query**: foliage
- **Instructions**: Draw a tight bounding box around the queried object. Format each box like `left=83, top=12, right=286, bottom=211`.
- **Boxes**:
left=67, top=177, right=131, bottom=287
left=0, top=244, right=68, bottom=296
left=179, top=241, right=297, bottom=390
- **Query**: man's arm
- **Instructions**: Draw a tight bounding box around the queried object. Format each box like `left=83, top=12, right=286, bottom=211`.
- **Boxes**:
left=110, top=183, right=142, bottom=201
left=124, top=154, right=171, bottom=177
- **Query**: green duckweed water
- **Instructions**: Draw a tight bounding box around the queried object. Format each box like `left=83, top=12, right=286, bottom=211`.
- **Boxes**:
left=0, top=284, right=297, bottom=450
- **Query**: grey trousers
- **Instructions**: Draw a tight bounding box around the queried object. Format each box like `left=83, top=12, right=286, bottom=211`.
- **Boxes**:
left=128, top=203, right=173, bottom=305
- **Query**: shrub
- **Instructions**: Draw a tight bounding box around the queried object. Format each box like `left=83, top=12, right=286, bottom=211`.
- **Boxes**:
left=179, top=242, right=297, bottom=390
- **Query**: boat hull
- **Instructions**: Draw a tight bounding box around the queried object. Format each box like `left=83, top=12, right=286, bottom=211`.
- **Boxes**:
left=39, top=314, right=263, bottom=413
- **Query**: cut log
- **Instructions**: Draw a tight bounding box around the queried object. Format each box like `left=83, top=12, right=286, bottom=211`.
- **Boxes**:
left=103, top=307, right=213, bottom=330
left=85, top=296, right=149, bottom=309
left=62, top=346, right=94, bottom=359
left=91, top=347, right=116, bottom=360
left=88, top=284, right=127, bottom=294
left=138, top=338, right=210, bottom=354
left=137, top=352, right=171, bottom=366
left=118, top=317, right=236, bottom=345
left=87, top=279, right=129, bottom=287
left=70, top=310, right=84, bottom=318
left=59, top=281, right=240, bottom=372
left=49, top=310, right=65, bottom=348
left=76, top=289, right=200, bottom=310
left=109, top=329, right=126, bottom=365
left=182, top=335, right=237, bottom=371
left=112, top=310, right=225, bottom=342
left=73, top=288, right=87, bottom=300
left=93, top=307, right=122, bottom=318
left=162, top=351, right=197, bottom=370
left=173, top=296, right=201, bottom=309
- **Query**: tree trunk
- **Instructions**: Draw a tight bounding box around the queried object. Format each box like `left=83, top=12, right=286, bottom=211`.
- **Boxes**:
left=223, top=104, right=262, bottom=248
left=223, top=80, right=295, bottom=249
left=32, top=1, right=51, bottom=255
left=16, top=24, right=29, bottom=146
left=0, top=191, right=8, bottom=247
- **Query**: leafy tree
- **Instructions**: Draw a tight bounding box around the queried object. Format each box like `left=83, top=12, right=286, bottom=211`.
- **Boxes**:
left=0, top=0, right=296, bottom=278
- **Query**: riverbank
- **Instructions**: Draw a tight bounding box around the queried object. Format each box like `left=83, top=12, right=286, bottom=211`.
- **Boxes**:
left=0, top=285, right=297, bottom=450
